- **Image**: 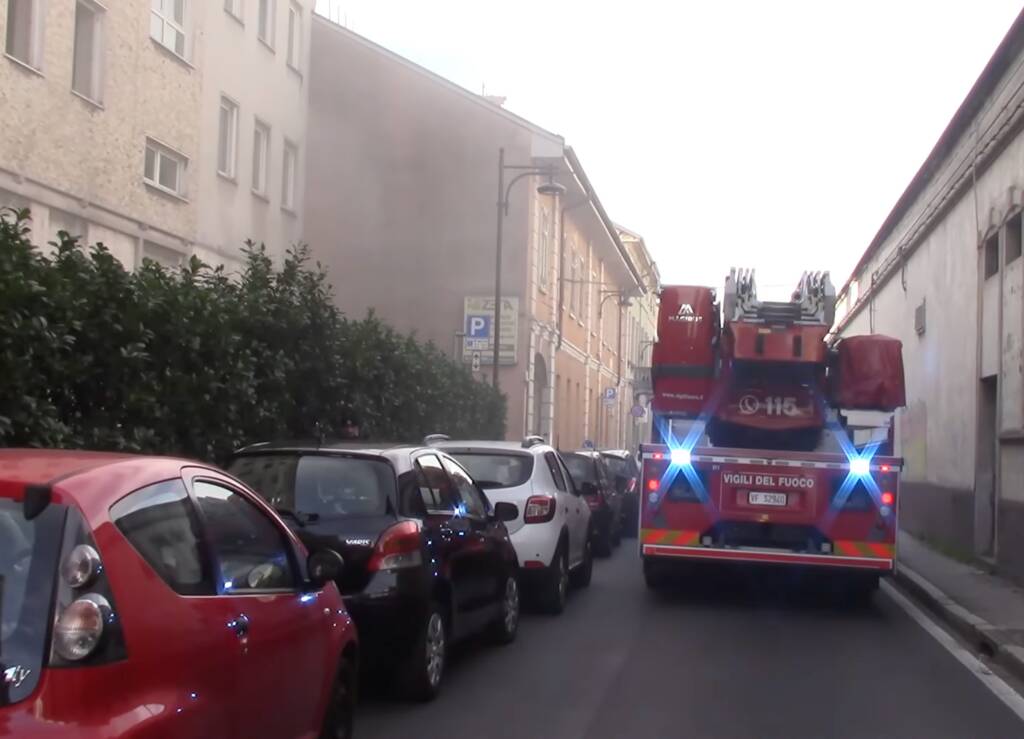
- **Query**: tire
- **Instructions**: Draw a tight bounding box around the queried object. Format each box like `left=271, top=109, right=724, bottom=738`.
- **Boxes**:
left=643, top=558, right=670, bottom=590
left=846, top=573, right=879, bottom=607
left=593, top=520, right=613, bottom=557
left=570, top=533, right=593, bottom=589
left=398, top=603, right=447, bottom=701
left=488, top=574, right=521, bottom=644
left=320, top=656, right=356, bottom=739
left=538, top=547, right=569, bottom=614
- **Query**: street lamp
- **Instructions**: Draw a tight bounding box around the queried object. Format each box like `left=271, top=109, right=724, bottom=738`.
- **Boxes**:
left=492, top=147, right=566, bottom=388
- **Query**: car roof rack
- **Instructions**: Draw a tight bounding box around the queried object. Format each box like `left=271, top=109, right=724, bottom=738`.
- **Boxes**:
left=522, top=435, right=546, bottom=449
left=423, top=434, right=450, bottom=446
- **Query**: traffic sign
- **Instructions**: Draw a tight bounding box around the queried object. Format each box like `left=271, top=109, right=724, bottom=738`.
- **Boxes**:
left=630, top=404, right=646, bottom=418
left=466, top=314, right=491, bottom=339
left=603, top=387, right=617, bottom=406
left=471, top=352, right=481, bottom=372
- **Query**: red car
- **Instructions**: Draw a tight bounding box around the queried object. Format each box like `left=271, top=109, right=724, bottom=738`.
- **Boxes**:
left=0, top=450, right=357, bottom=738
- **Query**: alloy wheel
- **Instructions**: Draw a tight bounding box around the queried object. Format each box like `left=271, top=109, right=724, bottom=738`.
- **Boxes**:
left=425, top=612, right=446, bottom=688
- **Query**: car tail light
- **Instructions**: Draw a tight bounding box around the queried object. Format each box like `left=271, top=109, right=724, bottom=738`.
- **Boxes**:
left=524, top=495, right=556, bottom=524
left=627, top=477, right=637, bottom=494
left=50, top=508, right=125, bottom=666
left=584, top=495, right=603, bottom=511
left=53, top=595, right=109, bottom=661
left=881, top=491, right=895, bottom=506
left=368, top=520, right=423, bottom=571
left=647, top=478, right=659, bottom=492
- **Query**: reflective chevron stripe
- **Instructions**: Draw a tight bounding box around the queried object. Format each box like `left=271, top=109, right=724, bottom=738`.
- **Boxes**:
left=640, top=528, right=700, bottom=546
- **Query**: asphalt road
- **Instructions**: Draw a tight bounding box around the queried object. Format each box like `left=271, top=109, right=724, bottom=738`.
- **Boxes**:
left=356, top=543, right=1024, bottom=739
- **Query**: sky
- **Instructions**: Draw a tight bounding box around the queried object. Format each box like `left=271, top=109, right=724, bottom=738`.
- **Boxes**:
left=314, top=0, right=1023, bottom=298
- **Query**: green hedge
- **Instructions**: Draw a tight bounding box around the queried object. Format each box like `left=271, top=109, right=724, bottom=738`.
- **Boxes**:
left=0, top=210, right=505, bottom=461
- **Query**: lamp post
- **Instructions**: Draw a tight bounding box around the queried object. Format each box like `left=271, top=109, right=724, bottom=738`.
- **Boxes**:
left=492, top=147, right=565, bottom=388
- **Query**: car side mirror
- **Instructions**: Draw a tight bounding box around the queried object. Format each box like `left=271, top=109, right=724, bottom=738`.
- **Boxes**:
left=307, top=549, right=345, bottom=587
left=493, top=501, right=519, bottom=522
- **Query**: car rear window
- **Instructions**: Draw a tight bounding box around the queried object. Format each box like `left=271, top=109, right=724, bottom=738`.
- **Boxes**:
left=0, top=497, right=64, bottom=706
left=562, top=454, right=597, bottom=485
left=228, top=454, right=396, bottom=518
left=449, top=453, right=533, bottom=489
left=602, top=456, right=634, bottom=478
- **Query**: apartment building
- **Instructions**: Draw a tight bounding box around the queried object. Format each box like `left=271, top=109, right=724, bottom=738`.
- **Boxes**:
left=306, top=15, right=655, bottom=446
left=0, top=0, right=310, bottom=270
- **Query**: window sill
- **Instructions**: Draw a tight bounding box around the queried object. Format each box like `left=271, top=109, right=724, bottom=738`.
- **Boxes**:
left=217, top=171, right=238, bottom=185
left=226, top=10, right=245, bottom=27
left=5, top=53, right=43, bottom=77
left=71, top=89, right=104, bottom=110
left=538, top=284, right=550, bottom=295
left=144, top=180, right=189, bottom=203
left=281, top=205, right=298, bottom=217
left=150, top=38, right=194, bottom=70
left=287, top=63, right=303, bottom=81
left=252, top=189, right=270, bottom=203
left=258, top=37, right=276, bottom=54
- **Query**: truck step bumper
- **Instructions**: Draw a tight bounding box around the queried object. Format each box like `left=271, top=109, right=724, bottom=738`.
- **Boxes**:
left=642, top=543, right=894, bottom=571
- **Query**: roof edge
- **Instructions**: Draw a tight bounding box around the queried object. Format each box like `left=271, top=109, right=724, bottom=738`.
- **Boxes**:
left=838, top=6, right=1024, bottom=300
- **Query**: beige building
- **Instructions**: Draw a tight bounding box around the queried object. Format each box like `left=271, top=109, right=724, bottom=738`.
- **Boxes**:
left=0, top=0, right=310, bottom=270
left=306, top=15, right=656, bottom=447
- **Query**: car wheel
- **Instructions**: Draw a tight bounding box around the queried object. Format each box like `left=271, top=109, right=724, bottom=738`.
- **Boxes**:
left=489, top=574, right=520, bottom=644
left=593, top=521, right=613, bottom=557
left=320, top=656, right=356, bottom=739
left=538, top=547, right=569, bottom=614
left=399, top=604, right=447, bottom=701
left=570, top=533, right=593, bottom=589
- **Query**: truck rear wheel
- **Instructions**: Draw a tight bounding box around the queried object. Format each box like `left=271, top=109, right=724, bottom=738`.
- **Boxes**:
left=643, top=558, right=671, bottom=590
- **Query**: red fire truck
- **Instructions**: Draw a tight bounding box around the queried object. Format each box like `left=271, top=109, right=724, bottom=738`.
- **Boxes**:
left=641, top=269, right=906, bottom=596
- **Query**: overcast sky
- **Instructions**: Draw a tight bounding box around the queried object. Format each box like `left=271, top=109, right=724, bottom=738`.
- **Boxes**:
left=315, top=1, right=1022, bottom=297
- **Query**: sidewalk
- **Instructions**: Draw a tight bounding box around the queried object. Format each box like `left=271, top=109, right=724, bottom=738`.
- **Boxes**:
left=896, top=530, right=1024, bottom=681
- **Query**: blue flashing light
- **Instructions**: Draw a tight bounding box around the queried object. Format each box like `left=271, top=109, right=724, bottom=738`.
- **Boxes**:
left=299, top=593, right=316, bottom=604
left=670, top=448, right=692, bottom=466
left=849, top=457, right=871, bottom=476
left=222, top=580, right=233, bottom=591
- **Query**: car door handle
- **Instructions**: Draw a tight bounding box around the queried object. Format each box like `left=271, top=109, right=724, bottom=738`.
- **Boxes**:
left=228, top=613, right=250, bottom=638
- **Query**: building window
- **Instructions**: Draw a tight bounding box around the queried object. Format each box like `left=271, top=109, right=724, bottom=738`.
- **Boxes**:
left=144, top=139, right=187, bottom=198
left=142, top=240, right=185, bottom=269
left=286, top=2, right=301, bottom=70
left=258, top=0, right=275, bottom=48
left=1006, top=213, right=1022, bottom=265
left=150, top=0, right=186, bottom=58
left=985, top=232, right=1000, bottom=279
left=72, top=1, right=104, bottom=103
left=217, top=96, right=239, bottom=179
left=224, top=0, right=243, bottom=22
left=538, top=207, right=551, bottom=289
left=252, top=120, right=271, bottom=196
left=5, top=0, right=42, bottom=69
left=282, top=140, right=298, bottom=211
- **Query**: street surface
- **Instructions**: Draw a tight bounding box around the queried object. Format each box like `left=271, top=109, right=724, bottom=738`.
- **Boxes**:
left=358, top=545, right=1024, bottom=739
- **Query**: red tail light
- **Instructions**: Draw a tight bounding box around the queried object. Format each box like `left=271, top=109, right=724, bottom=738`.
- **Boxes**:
left=647, top=478, right=659, bottom=492
left=584, top=496, right=603, bottom=511
left=880, top=491, right=895, bottom=506
left=524, top=495, right=556, bottom=524
left=368, top=520, right=423, bottom=571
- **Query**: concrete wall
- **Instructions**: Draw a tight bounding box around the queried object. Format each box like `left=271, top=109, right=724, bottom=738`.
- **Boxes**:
left=836, top=36, right=1024, bottom=578
left=195, top=0, right=311, bottom=269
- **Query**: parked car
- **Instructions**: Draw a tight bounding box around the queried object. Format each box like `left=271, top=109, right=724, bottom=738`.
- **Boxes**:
left=561, top=450, right=624, bottom=556
left=430, top=436, right=593, bottom=614
left=0, top=449, right=356, bottom=739
left=227, top=441, right=521, bottom=701
left=600, top=449, right=642, bottom=538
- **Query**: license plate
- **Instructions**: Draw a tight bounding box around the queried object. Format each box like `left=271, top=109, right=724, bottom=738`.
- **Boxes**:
left=748, top=491, right=787, bottom=507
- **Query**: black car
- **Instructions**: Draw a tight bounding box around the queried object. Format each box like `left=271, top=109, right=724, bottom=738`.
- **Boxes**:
left=228, top=442, right=521, bottom=701
left=561, top=451, right=623, bottom=556
left=600, top=449, right=641, bottom=538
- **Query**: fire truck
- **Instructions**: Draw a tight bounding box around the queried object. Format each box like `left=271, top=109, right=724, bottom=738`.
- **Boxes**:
left=640, top=269, right=906, bottom=596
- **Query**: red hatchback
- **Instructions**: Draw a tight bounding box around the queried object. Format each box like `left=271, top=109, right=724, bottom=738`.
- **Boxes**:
left=0, top=450, right=358, bottom=738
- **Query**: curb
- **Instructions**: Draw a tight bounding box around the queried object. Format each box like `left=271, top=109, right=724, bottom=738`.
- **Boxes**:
left=894, top=564, right=1024, bottom=683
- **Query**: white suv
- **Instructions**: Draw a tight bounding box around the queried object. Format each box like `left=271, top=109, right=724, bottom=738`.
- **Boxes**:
left=431, top=436, right=593, bottom=613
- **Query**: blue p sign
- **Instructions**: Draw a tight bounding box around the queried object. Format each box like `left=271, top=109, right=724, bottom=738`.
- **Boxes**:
left=467, top=315, right=491, bottom=338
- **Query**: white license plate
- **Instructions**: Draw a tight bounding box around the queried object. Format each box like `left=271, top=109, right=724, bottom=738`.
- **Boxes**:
left=748, top=491, right=787, bottom=507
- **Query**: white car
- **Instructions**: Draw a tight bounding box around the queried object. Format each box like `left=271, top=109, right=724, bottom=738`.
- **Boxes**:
left=430, top=436, right=593, bottom=613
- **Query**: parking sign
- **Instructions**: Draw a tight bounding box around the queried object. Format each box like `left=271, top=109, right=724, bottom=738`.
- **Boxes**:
left=466, top=314, right=491, bottom=339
